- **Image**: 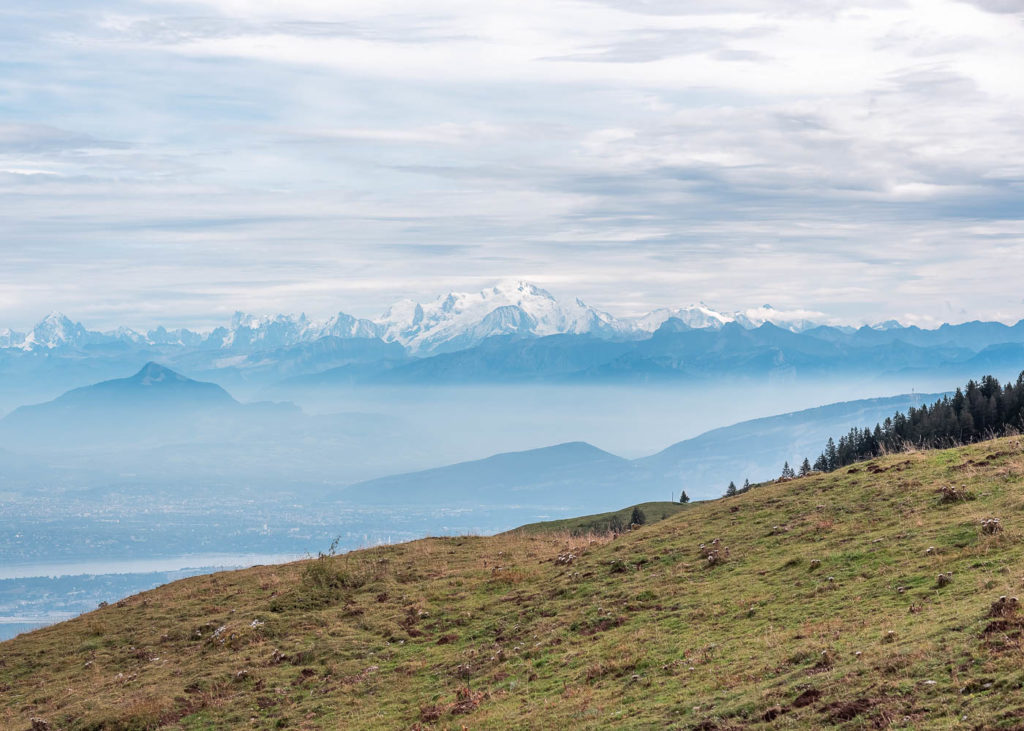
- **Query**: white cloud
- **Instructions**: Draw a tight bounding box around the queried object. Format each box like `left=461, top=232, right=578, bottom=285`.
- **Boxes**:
left=0, top=0, right=1021, bottom=328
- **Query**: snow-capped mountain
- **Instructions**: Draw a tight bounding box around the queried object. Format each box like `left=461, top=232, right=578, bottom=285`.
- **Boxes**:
left=371, top=280, right=620, bottom=353
left=0, top=281, right=832, bottom=355
left=629, top=303, right=825, bottom=334
left=0, top=328, right=24, bottom=348
left=18, top=312, right=109, bottom=350
left=629, top=303, right=733, bottom=333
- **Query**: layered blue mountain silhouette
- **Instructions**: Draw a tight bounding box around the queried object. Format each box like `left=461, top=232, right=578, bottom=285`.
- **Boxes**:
left=0, top=362, right=296, bottom=448
left=337, top=392, right=941, bottom=506
left=0, top=362, right=948, bottom=505
left=337, top=442, right=648, bottom=507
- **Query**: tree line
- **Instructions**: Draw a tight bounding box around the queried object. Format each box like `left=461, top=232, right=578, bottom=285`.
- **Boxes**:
left=719, top=372, right=1024, bottom=497
left=807, top=372, right=1024, bottom=473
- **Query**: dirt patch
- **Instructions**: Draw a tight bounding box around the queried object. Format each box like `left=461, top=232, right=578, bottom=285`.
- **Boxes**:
left=824, top=698, right=872, bottom=723
left=982, top=618, right=1023, bottom=635
left=793, top=688, right=821, bottom=708
left=418, top=686, right=488, bottom=722
left=868, top=460, right=912, bottom=474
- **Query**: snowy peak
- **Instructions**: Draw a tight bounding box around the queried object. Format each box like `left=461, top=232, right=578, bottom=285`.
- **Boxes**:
left=319, top=311, right=381, bottom=340
left=371, top=280, right=620, bottom=353
left=629, top=302, right=823, bottom=334
left=631, top=303, right=732, bottom=333
left=20, top=312, right=97, bottom=350
left=0, top=328, right=24, bottom=348
left=0, top=282, right=842, bottom=355
left=732, top=305, right=823, bottom=331
left=146, top=326, right=204, bottom=347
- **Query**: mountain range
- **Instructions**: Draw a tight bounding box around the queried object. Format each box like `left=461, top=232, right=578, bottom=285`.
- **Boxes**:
left=0, top=281, right=857, bottom=355
left=0, top=363, right=943, bottom=503
left=1, top=281, right=1023, bottom=411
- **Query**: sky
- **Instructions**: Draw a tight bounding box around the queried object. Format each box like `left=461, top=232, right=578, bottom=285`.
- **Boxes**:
left=1, top=0, right=1023, bottom=330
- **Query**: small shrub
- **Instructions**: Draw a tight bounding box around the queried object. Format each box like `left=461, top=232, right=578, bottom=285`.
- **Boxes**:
left=981, top=518, right=1004, bottom=535
left=938, top=485, right=975, bottom=504
left=989, top=596, right=1020, bottom=618
left=698, top=539, right=729, bottom=566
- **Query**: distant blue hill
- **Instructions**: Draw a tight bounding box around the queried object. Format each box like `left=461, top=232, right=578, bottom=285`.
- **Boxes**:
left=0, top=363, right=297, bottom=448
left=636, top=391, right=947, bottom=498
left=338, top=441, right=654, bottom=508
left=338, top=391, right=948, bottom=509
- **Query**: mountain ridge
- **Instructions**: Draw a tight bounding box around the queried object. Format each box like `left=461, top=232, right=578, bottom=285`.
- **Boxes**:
left=336, top=391, right=945, bottom=505
left=0, top=280, right=914, bottom=355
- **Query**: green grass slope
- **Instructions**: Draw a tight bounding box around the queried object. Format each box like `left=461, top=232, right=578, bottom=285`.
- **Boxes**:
left=5, top=438, right=1024, bottom=729
left=510, top=500, right=688, bottom=535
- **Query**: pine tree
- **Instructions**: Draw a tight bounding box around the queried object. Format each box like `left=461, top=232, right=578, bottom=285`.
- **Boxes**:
left=678, top=490, right=690, bottom=504
left=805, top=371, right=1024, bottom=471
left=630, top=505, right=646, bottom=526
left=781, top=461, right=795, bottom=479
left=725, top=481, right=738, bottom=497
left=824, top=438, right=838, bottom=471
left=799, top=457, right=812, bottom=476
left=741, top=478, right=751, bottom=493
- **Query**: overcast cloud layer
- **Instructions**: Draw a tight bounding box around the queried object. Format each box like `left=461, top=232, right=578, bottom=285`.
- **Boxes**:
left=1, top=0, right=1023, bottom=329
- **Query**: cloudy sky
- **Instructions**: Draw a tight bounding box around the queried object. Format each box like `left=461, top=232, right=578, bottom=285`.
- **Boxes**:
left=1, top=0, right=1023, bottom=329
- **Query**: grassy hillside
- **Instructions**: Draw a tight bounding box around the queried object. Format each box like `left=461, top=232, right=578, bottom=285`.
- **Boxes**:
left=511, top=500, right=689, bottom=535
left=5, top=438, right=1024, bottom=729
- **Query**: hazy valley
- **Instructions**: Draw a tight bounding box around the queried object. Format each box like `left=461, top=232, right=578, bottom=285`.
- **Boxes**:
left=0, top=282, right=1016, bottom=641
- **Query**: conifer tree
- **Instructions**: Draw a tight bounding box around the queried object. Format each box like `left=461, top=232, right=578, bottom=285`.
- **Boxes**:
left=630, top=505, right=646, bottom=525
left=805, top=371, right=1024, bottom=472
left=725, top=481, right=738, bottom=497
left=678, top=490, right=690, bottom=504
left=799, top=458, right=812, bottom=476
left=824, top=438, right=839, bottom=471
